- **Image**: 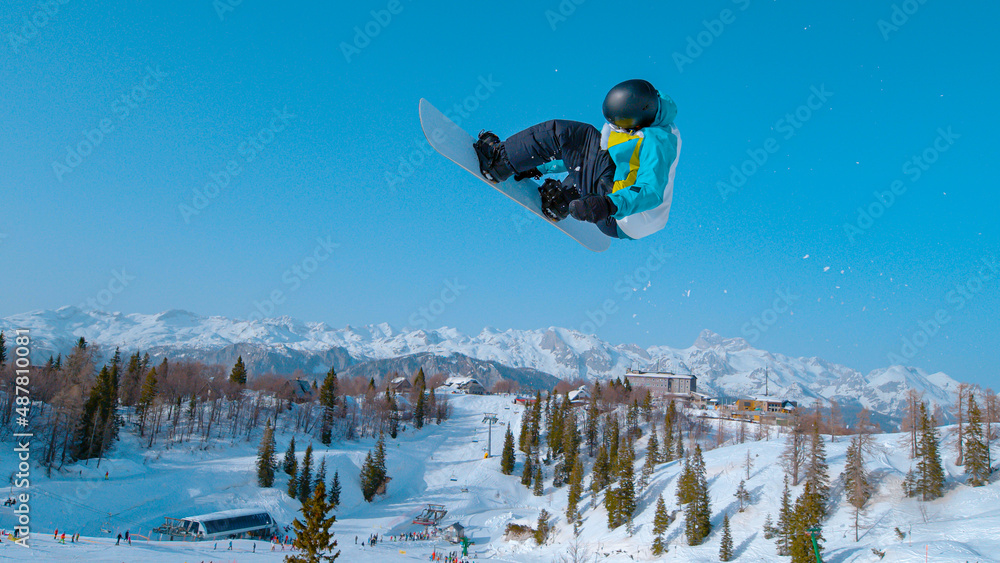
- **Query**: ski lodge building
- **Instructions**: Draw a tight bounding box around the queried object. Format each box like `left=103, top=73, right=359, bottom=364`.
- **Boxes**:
left=152, top=508, right=278, bottom=541
left=440, top=377, right=486, bottom=395
left=624, top=369, right=704, bottom=405
left=717, top=396, right=798, bottom=424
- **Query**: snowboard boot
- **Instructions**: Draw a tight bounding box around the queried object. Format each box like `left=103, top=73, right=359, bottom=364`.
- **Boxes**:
left=538, top=178, right=580, bottom=221
left=473, top=131, right=515, bottom=183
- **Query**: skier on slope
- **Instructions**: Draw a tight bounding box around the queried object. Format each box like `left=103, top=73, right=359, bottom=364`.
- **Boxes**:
left=473, top=79, right=680, bottom=240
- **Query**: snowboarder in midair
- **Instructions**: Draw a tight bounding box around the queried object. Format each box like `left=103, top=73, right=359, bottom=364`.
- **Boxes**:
left=474, top=79, right=680, bottom=240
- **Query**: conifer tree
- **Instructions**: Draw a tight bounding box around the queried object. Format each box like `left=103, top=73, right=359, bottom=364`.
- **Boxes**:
left=328, top=470, right=341, bottom=509
left=533, top=463, right=544, bottom=496
left=319, top=367, right=338, bottom=445
left=677, top=454, right=695, bottom=506
left=561, top=409, right=580, bottom=485
left=298, top=444, right=313, bottom=502
left=591, top=444, right=611, bottom=493
left=388, top=390, right=399, bottom=437
left=414, top=388, right=426, bottom=429
left=683, top=445, right=711, bottom=545
left=359, top=451, right=376, bottom=501
left=842, top=434, right=872, bottom=541
left=257, top=419, right=277, bottom=487
left=607, top=417, right=621, bottom=476
left=604, top=486, right=619, bottom=530
left=651, top=494, right=670, bottom=555
left=548, top=395, right=565, bottom=455
left=734, top=479, right=750, bottom=512
left=137, top=366, right=158, bottom=436
left=675, top=424, right=685, bottom=459
left=964, top=394, right=990, bottom=487
left=289, top=478, right=340, bottom=562
left=915, top=402, right=945, bottom=500
left=626, top=399, right=640, bottom=439
left=534, top=509, right=551, bottom=546
left=500, top=428, right=516, bottom=475
left=719, top=513, right=734, bottom=561
left=412, top=367, right=426, bottom=390
left=426, top=383, right=437, bottom=417
left=530, top=391, right=543, bottom=450
left=314, top=458, right=327, bottom=495
left=521, top=448, right=534, bottom=488
left=647, top=420, right=660, bottom=465
left=614, top=439, right=637, bottom=529
left=776, top=476, right=793, bottom=556
left=283, top=437, right=298, bottom=475
left=566, top=458, right=583, bottom=525
left=229, top=355, right=247, bottom=385
left=762, top=513, right=777, bottom=539
left=288, top=460, right=300, bottom=498
left=518, top=411, right=530, bottom=454
left=790, top=482, right=824, bottom=563
left=804, top=422, right=830, bottom=518
left=585, top=386, right=600, bottom=456
left=0, top=331, right=6, bottom=367
left=374, top=431, right=387, bottom=479
left=359, top=433, right=388, bottom=501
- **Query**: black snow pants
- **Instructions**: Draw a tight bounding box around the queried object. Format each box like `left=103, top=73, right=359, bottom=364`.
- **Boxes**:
left=503, top=120, right=620, bottom=238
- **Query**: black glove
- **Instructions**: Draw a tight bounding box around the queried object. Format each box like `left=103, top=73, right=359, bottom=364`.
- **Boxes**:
left=538, top=179, right=578, bottom=221
left=513, top=167, right=542, bottom=182
left=569, top=195, right=617, bottom=223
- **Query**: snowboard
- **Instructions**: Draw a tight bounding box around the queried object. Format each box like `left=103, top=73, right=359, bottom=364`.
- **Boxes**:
left=418, top=98, right=611, bottom=252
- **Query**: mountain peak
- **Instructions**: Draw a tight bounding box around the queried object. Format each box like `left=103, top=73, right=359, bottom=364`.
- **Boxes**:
left=0, top=308, right=963, bottom=426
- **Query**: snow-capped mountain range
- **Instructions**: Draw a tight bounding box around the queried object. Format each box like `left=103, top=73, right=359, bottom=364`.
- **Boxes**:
left=2, top=307, right=963, bottom=426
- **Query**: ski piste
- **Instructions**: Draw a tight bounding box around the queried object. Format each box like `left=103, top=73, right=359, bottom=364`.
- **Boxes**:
left=418, top=98, right=611, bottom=252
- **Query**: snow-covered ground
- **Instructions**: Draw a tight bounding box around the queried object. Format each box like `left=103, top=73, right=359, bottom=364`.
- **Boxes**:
left=2, top=394, right=998, bottom=562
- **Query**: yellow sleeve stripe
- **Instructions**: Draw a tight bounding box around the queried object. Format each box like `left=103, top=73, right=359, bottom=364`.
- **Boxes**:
left=608, top=131, right=644, bottom=194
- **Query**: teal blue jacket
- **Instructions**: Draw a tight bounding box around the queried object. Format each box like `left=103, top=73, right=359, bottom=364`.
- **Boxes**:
left=602, top=94, right=679, bottom=220
left=537, top=95, right=679, bottom=223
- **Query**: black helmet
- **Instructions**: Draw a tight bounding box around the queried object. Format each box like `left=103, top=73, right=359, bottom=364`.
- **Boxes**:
left=602, top=79, right=660, bottom=130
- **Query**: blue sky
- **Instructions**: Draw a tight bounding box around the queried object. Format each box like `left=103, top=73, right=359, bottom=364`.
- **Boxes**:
left=2, top=0, right=998, bottom=388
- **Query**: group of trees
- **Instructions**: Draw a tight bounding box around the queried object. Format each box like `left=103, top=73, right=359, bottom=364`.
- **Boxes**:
left=358, top=432, right=389, bottom=502
left=504, top=382, right=738, bottom=556
left=677, top=445, right=712, bottom=545
left=767, top=407, right=832, bottom=562
left=0, top=333, right=464, bottom=481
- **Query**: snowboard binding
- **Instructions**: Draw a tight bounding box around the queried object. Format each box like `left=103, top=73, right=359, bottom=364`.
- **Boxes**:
left=538, top=179, right=579, bottom=222
left=473, top=131, right=514, bottom=183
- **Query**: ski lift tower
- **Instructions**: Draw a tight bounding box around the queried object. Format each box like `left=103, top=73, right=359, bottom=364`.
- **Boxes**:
left=482, top=413, right=498, bottom=458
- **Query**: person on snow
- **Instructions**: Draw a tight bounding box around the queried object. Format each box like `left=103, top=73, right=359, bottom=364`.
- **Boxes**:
left=473, top=79, right=681, bottom=241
